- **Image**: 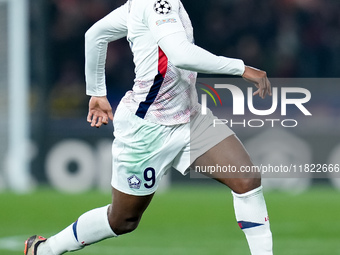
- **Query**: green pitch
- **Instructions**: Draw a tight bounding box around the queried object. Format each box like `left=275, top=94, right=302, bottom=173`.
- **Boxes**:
left=0, top=185, right=339, bottom=255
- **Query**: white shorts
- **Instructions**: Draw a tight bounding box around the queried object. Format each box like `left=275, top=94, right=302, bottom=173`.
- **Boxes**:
left=111, top=103, right=234, bottom=196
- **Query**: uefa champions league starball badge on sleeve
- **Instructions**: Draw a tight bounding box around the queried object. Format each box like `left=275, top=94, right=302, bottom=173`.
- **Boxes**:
left=154, top=0, right=172, bottom=15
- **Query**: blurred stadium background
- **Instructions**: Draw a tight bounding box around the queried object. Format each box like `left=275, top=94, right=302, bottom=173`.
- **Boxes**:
left=0, top=0, right=339, bottom=254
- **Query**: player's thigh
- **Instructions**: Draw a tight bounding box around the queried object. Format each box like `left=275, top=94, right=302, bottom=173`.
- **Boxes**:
left=108, top=188, right=154, bottom=234
left=193, top=135, right=261, bottom=193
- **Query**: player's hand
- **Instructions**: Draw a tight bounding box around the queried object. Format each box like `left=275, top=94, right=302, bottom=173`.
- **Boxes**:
left=87, top=96, right=114, bottom=128
left=242, top=66, right=272, bottom=99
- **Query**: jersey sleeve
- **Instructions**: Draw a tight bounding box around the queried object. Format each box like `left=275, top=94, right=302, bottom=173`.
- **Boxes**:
left=143, top=0, right=186, bottom=43
left=158, top=32, right=245, bottom=76
left=85, top=2, right=128, bottom=97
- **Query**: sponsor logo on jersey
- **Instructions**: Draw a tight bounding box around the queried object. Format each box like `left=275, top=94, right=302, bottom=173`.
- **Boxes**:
left=127, top=175, right=142, bottom=189
left=154, top=0, right=172, bottom=15
left=156, top=18, right=177, bottom=26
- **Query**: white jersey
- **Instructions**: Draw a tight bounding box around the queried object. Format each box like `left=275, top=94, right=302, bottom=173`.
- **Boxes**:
left=85, top=0, right=245, bottom=126
left=122, top=0, right=198, bottom=125
left=122, top=0, right=199, bottom=125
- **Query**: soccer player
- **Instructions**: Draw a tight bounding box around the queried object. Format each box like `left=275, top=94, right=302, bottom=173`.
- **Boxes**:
left=25, top=0, right=273, bottom=254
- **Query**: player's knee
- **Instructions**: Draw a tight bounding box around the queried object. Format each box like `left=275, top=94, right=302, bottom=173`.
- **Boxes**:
left=111, top=221, right=138, bottom=235
left=110, top=219, right=140, bottom=235
left=233, top=177, right=261, bottom=194
left=107, top=209, right=141, bottom=235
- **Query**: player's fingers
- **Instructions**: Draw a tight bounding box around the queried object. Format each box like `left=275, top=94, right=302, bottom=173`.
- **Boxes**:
left=96, top=117, right=103, bottom=128
left=261, top=75, right=271, bottom=97
left=91, top=115, right=98, bottom=127
left=102, top=116, right=108, bottom=125
left=260, top=89, right=264, bottom=99
left=260, top=84, right=265, bottom=98
left=259, top=79, right=269, bottom=99
left=260, top=85, right=266, bottom=99
left=87, top=111, right=93, bottom=123
left=254, top=81, right=264, bottom=98
left=253, top=88, right=260, bottom=96
left=108, top=111, right=114, bottom=121
left=267, top=78, right=272, bottom=96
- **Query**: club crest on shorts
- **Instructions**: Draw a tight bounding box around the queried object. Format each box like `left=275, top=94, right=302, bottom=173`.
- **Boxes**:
left=154, top=0, right=172, bottom=15
left=127, top=175, right=142, bottom=189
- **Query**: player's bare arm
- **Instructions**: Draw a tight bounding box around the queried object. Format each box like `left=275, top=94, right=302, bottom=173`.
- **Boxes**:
left=87, top=96, right=114, bottom=128
left=242, top=65, right=272, bottom=99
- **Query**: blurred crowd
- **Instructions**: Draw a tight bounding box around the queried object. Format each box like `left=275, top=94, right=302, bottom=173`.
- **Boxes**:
left=200, top=0, right=340, bottom=77
left=31, top=0, right=340, bottom=117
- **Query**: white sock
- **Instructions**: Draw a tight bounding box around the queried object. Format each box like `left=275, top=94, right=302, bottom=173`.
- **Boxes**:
left=38, top=205, right=117, bottom=255
left=232, top=186, right=273, bottom=255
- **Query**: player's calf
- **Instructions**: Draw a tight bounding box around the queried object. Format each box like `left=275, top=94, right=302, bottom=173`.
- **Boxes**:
left=108, top=188, right=154, bottom=235
left=232, top=186, right=273, bottom=255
